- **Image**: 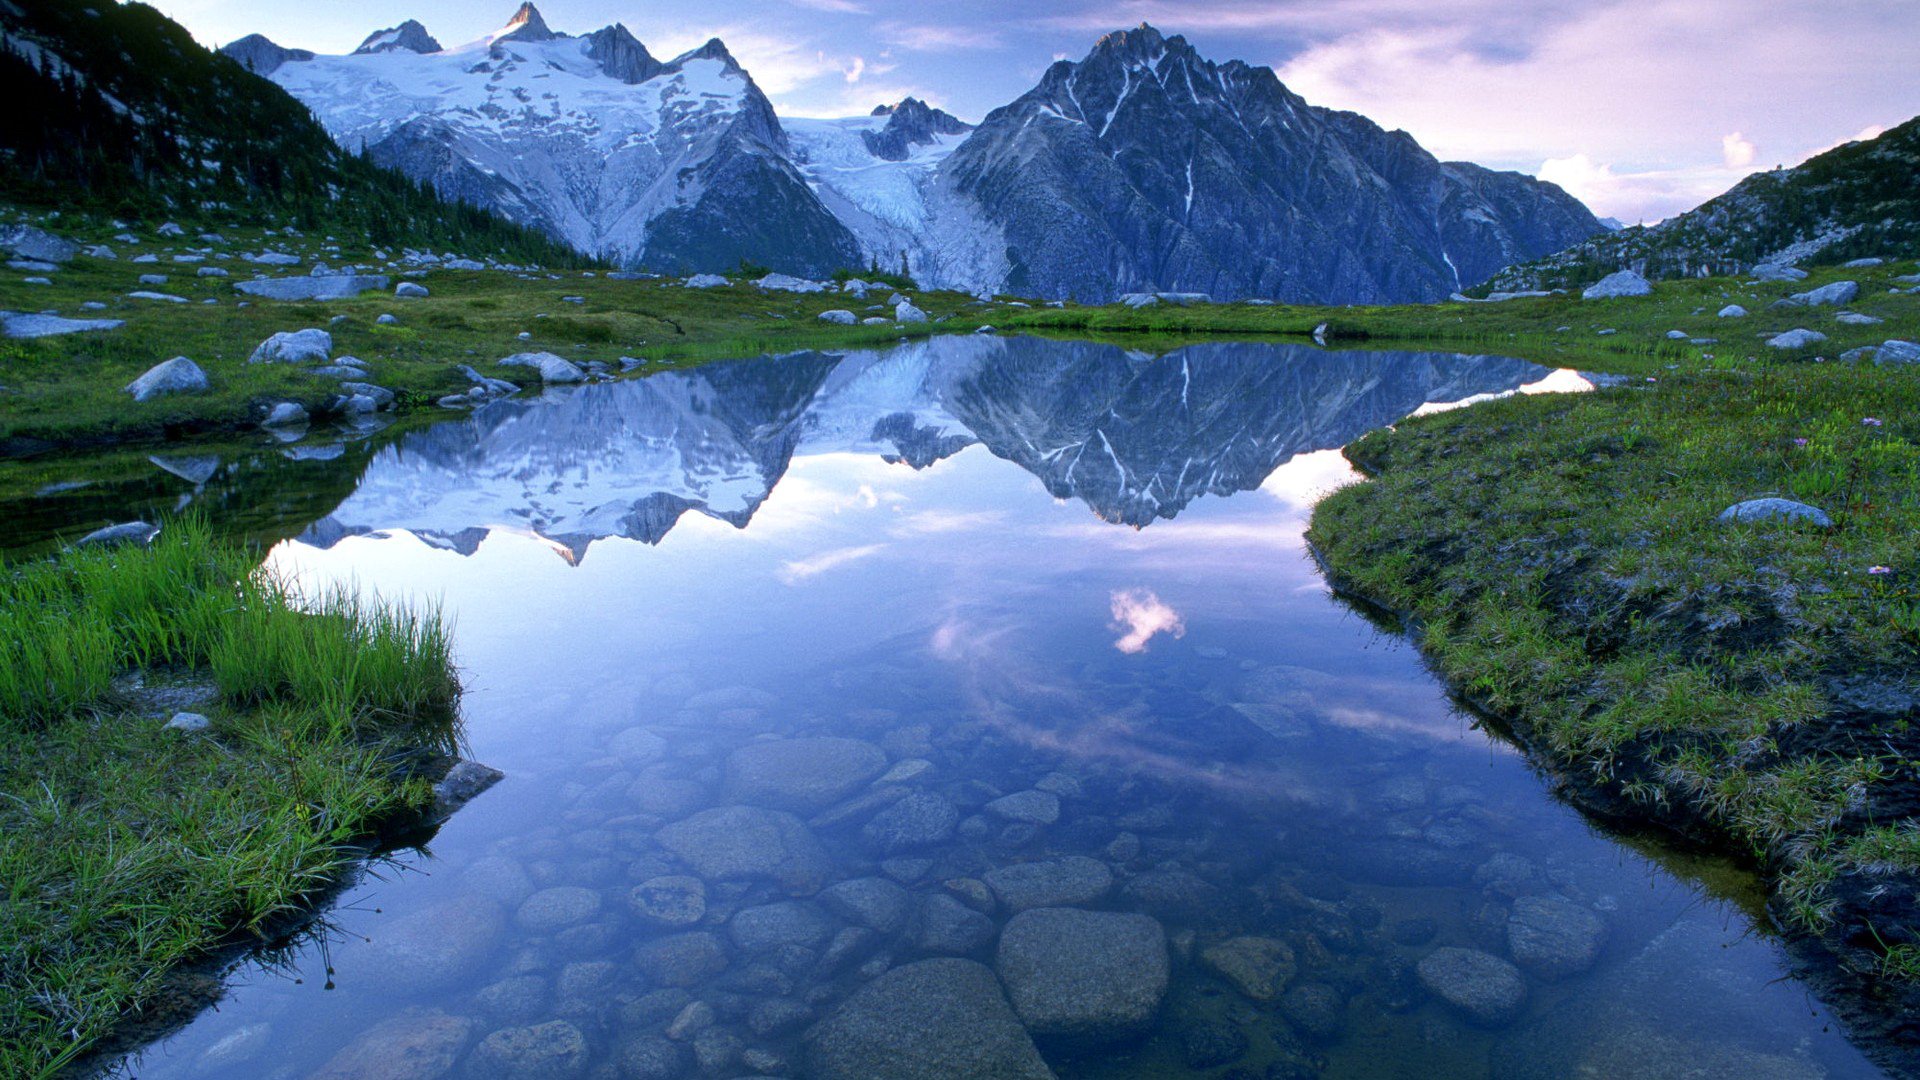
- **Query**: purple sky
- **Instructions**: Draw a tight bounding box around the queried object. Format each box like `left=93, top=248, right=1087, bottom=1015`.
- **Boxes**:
left=149, top=0, right=1920, bottom=223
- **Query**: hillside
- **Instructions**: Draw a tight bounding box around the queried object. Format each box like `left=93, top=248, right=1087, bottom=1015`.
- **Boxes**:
left=1484, top=117, right=1920, bottom=293
left=0, top=0, right=579, bottom=263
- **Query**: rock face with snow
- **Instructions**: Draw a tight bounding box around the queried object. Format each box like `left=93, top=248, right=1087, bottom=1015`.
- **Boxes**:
left=928, top=25, right=1601, bottom=303
left=226, top=4, right=858, bottom=277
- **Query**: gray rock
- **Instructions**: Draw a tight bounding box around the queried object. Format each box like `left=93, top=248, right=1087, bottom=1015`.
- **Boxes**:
left=730, top=900, right=836, bottom=953
left=0, top=224, right=80, bottom=263
left=465, top=1020, right=588, bottom=1080
left=498, top=351, right=586, bottom=384
left=1507, top=896, right=1607, bottom=979
left=234, top=274, right=389, bottom=301
left=818, top=309, right=857, bottom=324
left=1843, top=257, right=1884, bottom=268
left=165, top=711, right=212, bottom=732
left=633, top=931, right=729, bottom=987
left=1181, top=1020, right=1249, bottom=1069
left=983, top=856, right=1113, bottom=912
left=1281, top=982, right=1347, bottom=1042
left=396, top=281, right=430, bottom=297
left=862, top=791, right=960, bottom=853
left=1417, top=947, right=1528, bottom=1027
left=748, top=997, right=815, bottom=1037
left=1782, top=280, right=1858, bottom=307
left=1835, top=312, right=1884, bottom=326
left=376, top=313, right=399, bottom=325
left=308, top=1010, right=474, bottom=1080
left=724, top=736, right=887, bottom=812
left=617, top=1036, right=688, bottom=1080
left=630, top=875, right=707, bottom=927
left=430, top=760, right=501, bottom=815
left=657, top=805, right=832, bottom=895
left=1765, top=328, right=1827, bottom=350
left=74, top=521, right=159, bottom=549
left=123, top=357, right=208, bottom=401
left=126, top=290, right=187, bottom=303
left=819, top=876, right=913, bottom=934
left=684, top=274, right=728, bottom=288
left=149, top=454, right=220, bottom=484
left=1717, top=304, right=1747, bottom=318
left=1752, top=263, right=1808, bottom=282
left=196, top=266, right=229, bottom=278
left=261, top=402, right=309, bottom=428
left=916, top=892, right=996, bottom=954
left=1717, top=498, right=1831, bottom=528
left=1581, top=270, right=1652, bottom=299
left=355, top=899, right=505, bottom=992
left=756, top=273, right=828, bottom=293
left=984, top=790, right=1061, bottom=825
left=2, top=311, right=124, bottom=338
left=516, top=886, right=601, bottom=932
left=1200, top=936, right=1295, bottom=1001
left=995, top=908, right=1168, bottom=1042
left=339, top=381, right=395, bottom=408
left=249, top=328, right=332, bottom=364
left=1875, top=339, right=1920, bottom=365
left=1118, top=867, right=1219, bottom=919
left=806, top=958, right=1054, bottom=1080
left=894, top=301, right=929, bottom=323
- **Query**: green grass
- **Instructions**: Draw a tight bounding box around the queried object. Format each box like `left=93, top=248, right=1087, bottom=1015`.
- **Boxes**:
left=0, top=517, right=460, bottom=1076
left=0, top=214, right=992, bottom=453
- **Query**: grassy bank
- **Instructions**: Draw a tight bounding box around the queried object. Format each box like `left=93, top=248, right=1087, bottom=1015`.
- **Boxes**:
left=0, top=518, right=461, bottom=1077
left=1306, top=354, right=1920, bottom=1011
left=0, top=218, right=990, bottom=455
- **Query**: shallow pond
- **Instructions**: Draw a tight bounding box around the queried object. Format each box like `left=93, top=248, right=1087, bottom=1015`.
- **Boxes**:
left=30, top=336, right=1884, bottom=1078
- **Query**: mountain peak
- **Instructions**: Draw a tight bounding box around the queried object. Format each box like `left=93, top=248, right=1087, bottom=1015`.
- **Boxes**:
left=495, top=2, right=558, bottom=44
left=353, top=19, right=442, bottom=56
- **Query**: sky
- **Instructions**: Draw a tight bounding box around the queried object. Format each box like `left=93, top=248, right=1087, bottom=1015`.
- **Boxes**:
left=147, top=0, right=1920, bottom=223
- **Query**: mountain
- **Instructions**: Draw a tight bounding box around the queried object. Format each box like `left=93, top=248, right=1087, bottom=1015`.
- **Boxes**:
left=223, top=4, right=860, bottom=277
left=1484, top=117, right=1920, bottom=292
left=0, top=0, right=576, bottom=262
left=918, top=25, right=1601, bottom=303
left=293, top=336, right=1550, bottom=556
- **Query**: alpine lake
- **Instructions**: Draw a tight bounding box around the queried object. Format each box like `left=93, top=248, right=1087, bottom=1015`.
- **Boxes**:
left=5, top=335, right=1892, bottom=1080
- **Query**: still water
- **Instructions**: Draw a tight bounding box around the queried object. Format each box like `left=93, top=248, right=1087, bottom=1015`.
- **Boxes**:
left=39, top=336, right=1879, bottom=1078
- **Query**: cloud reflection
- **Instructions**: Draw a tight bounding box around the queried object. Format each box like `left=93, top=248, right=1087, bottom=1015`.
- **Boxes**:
left=1110, top=588, right=1186, bottom=654
left=778, top=543, right=887, bottom=584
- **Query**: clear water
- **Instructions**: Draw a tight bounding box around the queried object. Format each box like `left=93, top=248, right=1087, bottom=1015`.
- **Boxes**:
left=44, top=336, right=1878, bottom=1079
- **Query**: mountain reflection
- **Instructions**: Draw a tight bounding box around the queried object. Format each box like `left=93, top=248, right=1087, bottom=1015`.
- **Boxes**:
left=293, top=337, right=1548, bottom=556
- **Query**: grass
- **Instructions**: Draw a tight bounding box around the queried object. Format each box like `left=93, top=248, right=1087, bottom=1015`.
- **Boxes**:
left=1301, top=259, right=1920, bottom=990
left=0, top=212, right=993, bottom=454
left=0, top=517, right=460, bottom=1077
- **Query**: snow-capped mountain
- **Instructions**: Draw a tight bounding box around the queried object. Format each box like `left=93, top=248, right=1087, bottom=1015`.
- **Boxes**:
left=223, top=3, right=858, bottom=276
left=227, top=10, right=1598, bottom=301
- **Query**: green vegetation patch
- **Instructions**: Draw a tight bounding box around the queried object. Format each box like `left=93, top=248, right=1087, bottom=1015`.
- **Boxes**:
left=0, top=519, right=460, bottom=1076
left=1308, top=358, right=1920, bottom=983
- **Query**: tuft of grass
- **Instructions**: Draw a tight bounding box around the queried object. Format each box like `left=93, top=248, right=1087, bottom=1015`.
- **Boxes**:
left=0, top=518, right=460, bottom=1076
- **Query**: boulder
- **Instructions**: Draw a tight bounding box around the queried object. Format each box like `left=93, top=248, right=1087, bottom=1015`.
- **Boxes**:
left=1717, top=498, right=1831, bottom=528
left=516, top=886, right=601, bottom=932
left=396, top=281, right=430, bottom=298
left=261, top=402, right=309, bottom=428
left=684, top=274, right=728, bottom=288
left=755, top=273, right=828, bottom=293
left=818, top=876, right=913, bottom=934
left=995, top=908, right=1168, bottom=1042
left=806, top=958, right=1054, bottom=1080
left=73, top=521, right=158, bottom=549
left=985, top=790, right=1061, bottom=825
left=1200, top=936, right=1295, bottom=1001
left=724, top=736, right=887, bottom=812
left=1874, top=339, right=1920, bottom=365
left=196, top=266, right=229, bottom=278
left=1507, top=896, right=1607, bottom=979
left=729, top=900, right=836, bottom=953
left=246, top=252, right=302, bottom=266
left=465, top=1020, right=588, bottom=1080
left=0, top=224, right=80, bottom=263
left=1835, top=312, right=1883, bottom=326
left=308, top=1010, right=475, bottom=1080
left=249, top=328, right=333, bottom=364
left=1417, top=947, right=1528, bottom=1027
left=862, top=791, right=960, bottom=853
left=632, top=931, right=729, bottom=986
left=916, top=892, right=997, bottom=954
left=656, top=805, right=832, bottom=894
left=983, top=856, right=1113, bottom=912
left=498, top=351, right=586, bottom=384
left=165, top=711, right=212, bottom=734
left=234, top=274, right=389, bottom=301
left=629, top=875, right=706, bottom=927
left=1717, top=304, right=1747, bottom=318
left=818, top=309, right=857, bottom=325
left=1751, top=264, right=1807, bottom=282
left=125, top=356, right=209, bottom=401
left=1781, top=281, right=1858, bottom=307
left=127, top=290, right=187, bottom=303
left=1765, top=328, right=1827, bottom=350
left=895, top=301, right=929, bottom=323
left=1581, top=270, right=1651, bottom=299
left=353, top=899, right=506, bottom=993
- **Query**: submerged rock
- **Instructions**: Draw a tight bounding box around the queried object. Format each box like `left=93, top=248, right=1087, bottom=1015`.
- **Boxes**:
left=995, top=907, right=1169, bottom=1042
left=1507, top=896, right=1607, bottom=979
left=308, top=1010, right=474, bottom=1080
left=1417, top=946, right=1528, bottom=1027
left=629, top=875, right=706, bottom=927
left=465, top=1019, right=588, bottom=1080
left=806, top=958, right=1055, bottom=1080
left=724, top=736, right=887, bottom=812
left=657, top=805, right=832, bottom=894
left=862, top=791, right=960, bottom=853
left=1201, top=936, right=1296, bottom=1001
left=915, top=892, right=996, bottom=955
left=983, top=856, right=1113, bottom=912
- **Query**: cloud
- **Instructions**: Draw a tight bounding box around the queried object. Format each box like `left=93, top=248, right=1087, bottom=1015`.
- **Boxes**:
left=1109, top=588, right=1186, bottom=654
left=778, top=543, right=887, bottom=584
left=1721, top=132, right=1756, bottom=169
left=879, top=23, right=1002, bottom=52
left=788, top=0, right=867, bottom=11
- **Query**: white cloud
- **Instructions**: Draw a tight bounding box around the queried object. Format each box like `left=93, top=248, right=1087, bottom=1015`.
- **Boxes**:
left=1109, top=588, right=1186, bottom=654
left=880, top=23, right=1002, bottom=52
left=1721, top=132, right=1756, bottom=169
left=778, top=543, right=887, bottom=584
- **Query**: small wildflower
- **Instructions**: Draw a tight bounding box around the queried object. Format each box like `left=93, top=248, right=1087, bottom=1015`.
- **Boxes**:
left=1792, top=438, right=1809, bottom=447
left=1869, top=566, right=1894, bottom=576
left=1863, top=417, right=1884, bottom=427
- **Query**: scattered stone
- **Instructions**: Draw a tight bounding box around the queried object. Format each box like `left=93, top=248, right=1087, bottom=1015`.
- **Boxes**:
left=249, top=328, right=332, bottom=364
left=1781, top=280, right=1859, bottom=307
left=165, top=711, right=212, bottom=732
left=121, top=356, right=209, bottom=402
left=725, top=736, right=887, bottom=812
left=665, top=1000, right=716, bottom=1040
left=1836, top=312, right=1884, bottom=326
left=618, top=1036, right=688, bottom=1080
left=396, top=281, right=430, bottom=298
left=75, top=521, right=159, bottom=549
left=684, top=274, right=728, bottom=288
left=755, top=273, right=828, bottom=293
left=818, top=309, right=857, bottom=324
left=1765, top=328, right=1827, bottom=350
left=1417, top=947, right=1528, bottom=1027
left=1716, top=498, right=1832, bottom=528
left=376, top=313, right=399, bottom=325
left=234, top=274, right=389, bottom=301
left=894, top=301, right=929, bottom=323
left=657, top=805, right=832, bottom=894
left=983, top=856, right=1113, bottom=912
left=819, top=876, right=913, bottom=934
left=1120, top=867, right=1219, bottom=919
left=630, top=875, right=707, bottom=927
left=984, top=789, right=1060, bottom=825
left=1581, top=270, right=1651, bottom=299
left=1752, top=263, right=1808, bottom=282
left=806, top=958, right=1054, bottom=1080
left=465, top=1020, right=588, bottom=1080
left=0, top=224, right=80, bottom=263
left=876, top=758, right=933, bottom=784
left=430, top=760, right=501, bottom=815
left=308, top=1010, right=474, bottom=1080
left=196, top=266, right=229, bottom=278
left=2, top=311, right=124, bottom=339
left=633, top=931, right=730, bottom=987
left=1717, top=304, right=1747, bottom=318
left=1507, top=896, right=1607, bottom=979
left=916, top=892, right=996, bottom=955
left=356, top=899, right=505, bottom=992
left=862, top=791, right=960, bottom=853
left=261, top=402, right=309, bottom=429
left=127, top=290, right=188, bottom=303
left=995, top=908, right=1169, bottom=1042
left=1873, top=339, right=1920, bottom=365
left=498, top=351, right=586, bottom=383
left=1201, top=936, right=1295, bottom=1001
left=516, top=886, right=601, bottom=932
left=730, top=900, right=836, bottom=953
